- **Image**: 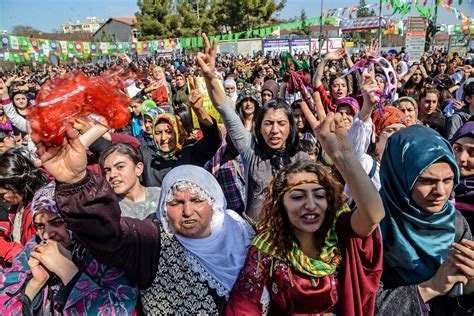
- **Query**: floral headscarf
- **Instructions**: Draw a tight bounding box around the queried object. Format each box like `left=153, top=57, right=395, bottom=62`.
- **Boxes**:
left=152, top=113, right=185, bottom=159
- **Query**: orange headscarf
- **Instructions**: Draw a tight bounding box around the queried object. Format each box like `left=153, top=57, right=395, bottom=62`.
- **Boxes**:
left=372, top=106, right=408, bottom=136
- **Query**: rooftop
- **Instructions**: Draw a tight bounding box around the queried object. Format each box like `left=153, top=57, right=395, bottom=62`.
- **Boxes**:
left=110, top=17, right=137, bottom=26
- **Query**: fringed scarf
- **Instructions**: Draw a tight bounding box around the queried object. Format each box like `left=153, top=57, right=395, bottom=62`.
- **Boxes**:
left=252, top=205, right=350, bottom=278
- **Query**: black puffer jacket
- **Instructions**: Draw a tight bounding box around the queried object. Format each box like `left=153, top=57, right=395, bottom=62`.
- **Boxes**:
left=89, top=118, right=222, bottom=187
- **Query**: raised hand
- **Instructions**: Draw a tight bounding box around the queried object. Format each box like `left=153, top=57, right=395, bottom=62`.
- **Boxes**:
left=188, top=76, right=213, bottom=126
left=323, top=49, right=345, bottom=61
left=419, top=64, right=428, bottom=78
left=196, top=33, right=217, bottom=80
left=0, top=79, right=9, bottom=99
left=4, top=75, right=17, bottom=88
left=119, top=53, right=132, bottom=65
left=33, top=127, right=87, bottom=184
left=315, top=112, right=352, bottom=160
left=299, top=100, right=321, bottom=131
left=360, top=72, right=381, bottom=105
left=364, top=40, right=379, bottom=58
left=188, top=76, right=204, bottom=111
left=195, top=33, right=227, bottom=108
left=149, top=82, right=161, bottom=91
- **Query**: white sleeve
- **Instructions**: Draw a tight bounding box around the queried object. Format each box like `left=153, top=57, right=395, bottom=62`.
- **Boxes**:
left=348, top=114, right=374, bottom=161
left=3, top=102, right=28, bottom=133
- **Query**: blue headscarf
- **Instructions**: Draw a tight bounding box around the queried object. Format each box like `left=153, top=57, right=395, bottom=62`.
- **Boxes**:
left=380, top=125, right=460, bottom=284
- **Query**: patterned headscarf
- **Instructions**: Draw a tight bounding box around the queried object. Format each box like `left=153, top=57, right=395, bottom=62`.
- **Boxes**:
left=152, top=113, right=184, bottom=159
left=31, top=181, right=58, bottom=218
left=157, top=165, right=254, bottom=299
left=372, top=106, right=408, bottom=136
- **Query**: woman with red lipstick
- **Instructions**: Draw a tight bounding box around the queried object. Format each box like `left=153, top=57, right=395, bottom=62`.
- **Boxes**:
left=226, top=110, right=385, bottom=315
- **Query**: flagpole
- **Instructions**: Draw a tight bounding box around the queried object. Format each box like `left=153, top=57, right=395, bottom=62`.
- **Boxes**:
left=377, top=0, right=383, bottom=46
left=318, top=0, right=324, bottom=57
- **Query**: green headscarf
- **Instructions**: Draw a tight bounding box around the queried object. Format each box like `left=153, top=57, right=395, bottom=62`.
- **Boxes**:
left=380, top=125, right=460, bottom=284
left=279, top=52, right=310, bottom=77
left=141, top=99, right=157, bottom=115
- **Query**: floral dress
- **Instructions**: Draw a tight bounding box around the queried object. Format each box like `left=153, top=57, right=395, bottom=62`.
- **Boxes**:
left=0, top=237, right=138, bottom=315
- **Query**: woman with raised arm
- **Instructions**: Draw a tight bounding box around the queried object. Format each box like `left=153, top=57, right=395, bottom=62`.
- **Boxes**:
left=196, top=34, right=310, bottom=220
left=312, top=48, right=351, bottom=113
left=32, top=128, right=253, bottom=315
left=226, top=110, right=385, bottom=315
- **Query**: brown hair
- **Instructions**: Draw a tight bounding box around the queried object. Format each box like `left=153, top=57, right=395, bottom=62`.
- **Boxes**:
left=419, top=85, right=440, bottom=104
left=328, top=74, right=350, bottom=99
left=99, top=143, right=143, bottom=175
left=257, top=160, right=346, bottom=258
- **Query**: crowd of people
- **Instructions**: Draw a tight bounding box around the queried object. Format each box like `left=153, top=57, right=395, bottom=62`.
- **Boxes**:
left=0, top=32, right=472, bottom=315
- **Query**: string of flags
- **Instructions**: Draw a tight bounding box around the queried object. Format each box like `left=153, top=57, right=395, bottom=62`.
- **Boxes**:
left=0, top=0, right=471, bottom=63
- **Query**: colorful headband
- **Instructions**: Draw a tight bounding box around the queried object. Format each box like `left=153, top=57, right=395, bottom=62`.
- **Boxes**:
left=279, top=179, right=321, bottom=198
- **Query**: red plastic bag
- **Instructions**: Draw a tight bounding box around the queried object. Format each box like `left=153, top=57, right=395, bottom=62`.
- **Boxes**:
left=28, top=66, right=139, bottom=144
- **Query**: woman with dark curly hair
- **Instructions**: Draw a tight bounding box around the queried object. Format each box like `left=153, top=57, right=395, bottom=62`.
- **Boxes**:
left=0, top=152, right=50, bottom=265
left=226, top=110, right=385, bottom=315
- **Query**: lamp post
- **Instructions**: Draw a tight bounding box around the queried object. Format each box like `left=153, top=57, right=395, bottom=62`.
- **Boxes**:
left=377, top=0, right=383, bottom=46
left=318, top=0, right=324, bottom=57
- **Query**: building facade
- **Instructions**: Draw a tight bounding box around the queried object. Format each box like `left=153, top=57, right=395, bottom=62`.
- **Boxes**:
left=92, top=17, right=137, bottom=43
left=62, top=17, right=104, bottom=34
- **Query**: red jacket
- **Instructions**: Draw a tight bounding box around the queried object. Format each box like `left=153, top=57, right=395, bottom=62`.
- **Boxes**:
left=0, top=203, right=35, bottom=265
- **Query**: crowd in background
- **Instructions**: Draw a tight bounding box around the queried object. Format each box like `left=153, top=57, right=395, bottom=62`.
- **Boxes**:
left=0, top=34, right=472, bottom=315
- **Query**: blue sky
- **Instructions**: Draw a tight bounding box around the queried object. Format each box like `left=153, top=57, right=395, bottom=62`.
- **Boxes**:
left=0, top=0, right=472, bottom=33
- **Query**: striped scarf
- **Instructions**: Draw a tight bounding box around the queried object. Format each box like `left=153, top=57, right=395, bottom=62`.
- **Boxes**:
left=252, top=205, right=350, bottom=277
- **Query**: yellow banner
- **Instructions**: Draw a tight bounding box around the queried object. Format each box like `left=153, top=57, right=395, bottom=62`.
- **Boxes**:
left=192, top=77, right=223, bottom=128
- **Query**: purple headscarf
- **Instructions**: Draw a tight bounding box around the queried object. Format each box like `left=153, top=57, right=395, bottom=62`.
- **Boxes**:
left=31, top=181, right=59, bottom=218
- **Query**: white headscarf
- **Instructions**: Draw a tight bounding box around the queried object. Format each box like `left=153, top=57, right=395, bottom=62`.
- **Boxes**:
left=157, top=165, right=254, bottom=299
left=224, top=79, right=238, bottom=102
left=396, top=61, right=409, bottom=78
